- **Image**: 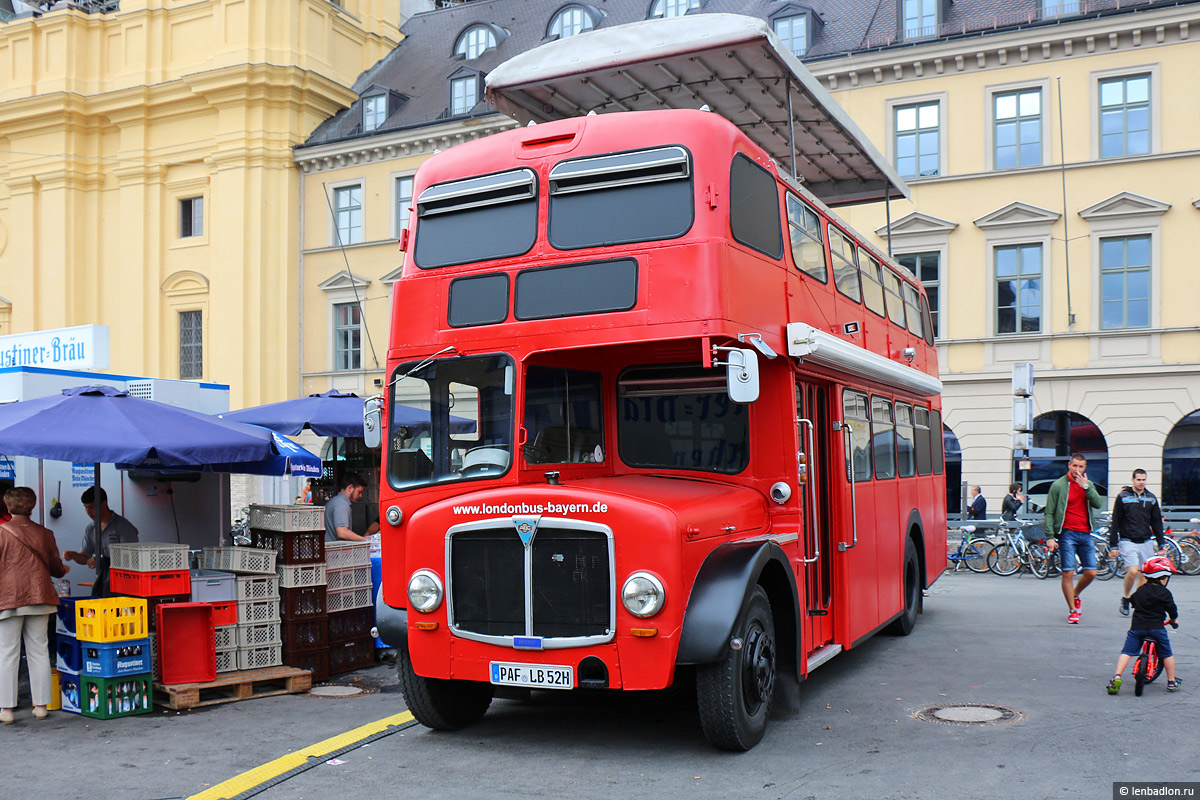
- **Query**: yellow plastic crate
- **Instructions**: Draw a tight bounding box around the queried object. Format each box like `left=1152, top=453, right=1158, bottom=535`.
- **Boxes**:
left=48, top=669, right=61, bottom=711
left=74, top=597, right=148, bottom=643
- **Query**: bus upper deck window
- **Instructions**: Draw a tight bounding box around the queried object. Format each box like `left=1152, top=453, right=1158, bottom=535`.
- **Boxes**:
left=413, top=169, right=538, bottom=268
left=860, top=252, right=886, bottom=317
left=729, top=154, right=783, bottom=260
left=902, top=283, right=924, bottom=338
left=882, top=268, right=907, bottom=329
left=786, top=194, right=827, bottom=283
left=828, top=228, right=862, bottom=303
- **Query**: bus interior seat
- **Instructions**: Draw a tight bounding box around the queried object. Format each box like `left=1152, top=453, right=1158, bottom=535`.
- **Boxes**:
left=392, top=447, right=433, bottom=482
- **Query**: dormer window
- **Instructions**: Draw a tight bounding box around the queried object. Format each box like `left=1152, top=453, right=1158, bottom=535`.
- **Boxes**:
left=1042, top=0, right=1080, bottom=18
left=901, top=0, right=938, bottom=40
left=549, top=5, right=598, bottom=39
left=363, top=95, right=387, bottom=132
left=456, top=24, right=498, bottom=59
left=649, top=0, right=699, bottom=19
left=451, top=74, right=480, bottom=116
left=773, top=15, right=808, bottom=57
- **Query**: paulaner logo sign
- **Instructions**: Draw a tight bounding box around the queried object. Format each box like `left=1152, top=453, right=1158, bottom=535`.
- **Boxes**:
left=0, top=324, right=110, bottom=370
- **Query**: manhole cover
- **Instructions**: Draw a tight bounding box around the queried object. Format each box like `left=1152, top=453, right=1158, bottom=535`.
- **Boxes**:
left=913, top=703, right=1024, bottom=726
left=309, top=685, right=366, bottom=698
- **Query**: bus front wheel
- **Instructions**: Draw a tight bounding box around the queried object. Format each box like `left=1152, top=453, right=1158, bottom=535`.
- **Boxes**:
left=397, top=647, right=493, bottom=730
left=696, top=586, right=776, bottom=751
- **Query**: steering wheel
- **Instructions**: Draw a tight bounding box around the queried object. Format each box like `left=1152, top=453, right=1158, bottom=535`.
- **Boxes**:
left=460, top=444, right=511, bottom=476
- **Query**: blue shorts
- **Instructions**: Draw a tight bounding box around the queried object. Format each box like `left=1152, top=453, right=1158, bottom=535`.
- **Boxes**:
left=1121, top=628, right=1172, bottom=659
left=1058, top=528, right=1097, bottom=572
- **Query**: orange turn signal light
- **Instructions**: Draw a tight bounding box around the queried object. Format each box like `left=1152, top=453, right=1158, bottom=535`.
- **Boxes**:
left=629, top=627, right=658, bottom=638
left=414, top=621, right=439, bottom=631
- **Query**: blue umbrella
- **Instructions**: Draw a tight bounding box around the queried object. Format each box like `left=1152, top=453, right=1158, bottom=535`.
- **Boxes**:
left=219, top=389, right=475, bottom=436
left=120, top=428, right=322, bottom=478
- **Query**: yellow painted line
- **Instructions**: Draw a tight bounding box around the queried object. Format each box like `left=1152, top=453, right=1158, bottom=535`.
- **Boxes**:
left=187, top=710, right=415, bottom=800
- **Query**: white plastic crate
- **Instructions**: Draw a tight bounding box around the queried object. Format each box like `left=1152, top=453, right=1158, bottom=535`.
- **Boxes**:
left=213, top=624, right=237, bottom=650
left=278, top=563, right=326, bottom=588
left=325, top=541, right=371, bottom=569
left=237, top=598, right=280, bottom=624
left=190, top=570, right=237, bottom=603
left=249, top=504, right=324, bottom=532
left=235, top=575, right=279, bottom=602
left=110, top=542, right=190, bottom=572
left=237, top=644, right=282, bottom=671
left=326, top=565, right=372, bottom=592
left=202, top=546, right=277, bottom=575
left=215, top=647, right=239, bottom=674
left=326, top=585, right=373, bottom=613
left=236, top=621, right=282, bottom=649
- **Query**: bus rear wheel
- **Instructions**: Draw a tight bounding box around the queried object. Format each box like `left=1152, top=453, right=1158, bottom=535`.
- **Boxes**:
left=696, top=586, right=776, bottom=751
left=884, top=538, right=921, bottom=636
left=397, top=647, right=494, bottom=730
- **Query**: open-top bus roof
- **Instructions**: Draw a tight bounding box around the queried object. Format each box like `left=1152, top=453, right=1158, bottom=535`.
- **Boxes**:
left=485, top=14, right=909, bottom=208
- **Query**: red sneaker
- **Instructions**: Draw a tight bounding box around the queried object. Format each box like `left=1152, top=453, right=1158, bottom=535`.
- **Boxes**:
left=1068, top=611, right=1081, bottom=624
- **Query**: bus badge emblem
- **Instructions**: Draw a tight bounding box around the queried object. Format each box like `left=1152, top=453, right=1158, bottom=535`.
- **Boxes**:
left=513, top=515, right=541, bottom=546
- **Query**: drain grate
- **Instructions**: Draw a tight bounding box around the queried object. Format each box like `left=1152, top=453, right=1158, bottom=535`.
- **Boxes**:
left=913, top=703, right=1025, bottom=726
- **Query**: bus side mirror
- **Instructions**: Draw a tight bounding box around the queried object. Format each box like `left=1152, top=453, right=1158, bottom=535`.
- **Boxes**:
left=725, top=347, right=759, bottom=404
left=363, top=396, right=384, bottom=449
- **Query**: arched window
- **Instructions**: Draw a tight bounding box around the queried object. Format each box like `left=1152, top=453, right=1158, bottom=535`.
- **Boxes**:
left=943, top=423, right=962, bottom=514
left=649, top=0, right=698, bottom=19
left=456, top=25, right=497, bottom=60
left=550, top=6, right=595, bottom=38
left=1018, top=411, right=1109, bottom=512
left=1163, top=410, right=1200, bottom=505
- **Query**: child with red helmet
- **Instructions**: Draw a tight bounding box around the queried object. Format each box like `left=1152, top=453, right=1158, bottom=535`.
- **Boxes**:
left=1107, top=556, right=1181, bottom=694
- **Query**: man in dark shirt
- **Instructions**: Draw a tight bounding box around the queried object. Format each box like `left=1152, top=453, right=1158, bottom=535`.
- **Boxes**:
left=1109, top=469, right=1167, bottom=616
left=967, top=486, right=987, bottom=520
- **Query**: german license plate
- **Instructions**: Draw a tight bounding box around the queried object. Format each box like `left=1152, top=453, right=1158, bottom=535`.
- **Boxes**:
left=489, top=661, right=574, bottom=690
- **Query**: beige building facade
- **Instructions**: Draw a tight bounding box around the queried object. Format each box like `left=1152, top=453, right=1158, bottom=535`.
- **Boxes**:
left=0, top=0, right=408, bottom=407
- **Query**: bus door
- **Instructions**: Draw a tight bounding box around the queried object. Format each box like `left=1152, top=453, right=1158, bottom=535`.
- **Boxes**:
left=796, top=379, right=835, bottom=658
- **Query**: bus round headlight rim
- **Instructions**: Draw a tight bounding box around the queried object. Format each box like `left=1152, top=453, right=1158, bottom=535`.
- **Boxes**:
left=622, top=572, right=665, bottom=618
left=407, top=569, right=444, bottom=613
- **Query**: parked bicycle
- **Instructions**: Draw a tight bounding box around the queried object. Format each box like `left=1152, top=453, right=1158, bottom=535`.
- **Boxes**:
left=987, top=520, right=1044, bottom=576
left=1165, top=520, right=1200, bottom=575
left=947, top=525, right=992, bottom=573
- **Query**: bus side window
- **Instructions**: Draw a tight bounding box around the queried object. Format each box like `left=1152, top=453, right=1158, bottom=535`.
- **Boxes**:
left=729, top=154, right=783, bottom=259
left=828, top=227, right=862, bottom=303
left=902, top=283, right=924, bottom=339
left=914, top=406, right=933, bottom=476
left=930, top=408, right=945, bottom=475
left=785, top=194, right=828, bottom=283
left=860, top=251, right=886, bottom=317
left=896, top=403, right=916, bottom=478
left=842, top=390, right=872, bottom=482
left=872, top=396, right=896, bottom=480
left=882, top=268, right=907, bottom=329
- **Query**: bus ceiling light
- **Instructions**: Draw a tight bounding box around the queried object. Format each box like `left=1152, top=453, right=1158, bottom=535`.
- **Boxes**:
left=770, top=482, right=792, bottom=504
left=621, top=572, right=665, bottom=618
left=407, top=570, right=444, bottom=613
left=786, top=322, right=943, bottom=397
left=386, top=505, right=403, bottom=526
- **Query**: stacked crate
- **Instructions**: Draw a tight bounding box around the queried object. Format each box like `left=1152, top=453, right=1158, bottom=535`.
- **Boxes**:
left=248, top=504, right=329, bottom=681
left=201, top=545, right=280, bottom=672
left=69, top=596, right=152, bottom=719
left=325, top=541, right=376, bottom=676
left=107, top=542, right=190, bottom=680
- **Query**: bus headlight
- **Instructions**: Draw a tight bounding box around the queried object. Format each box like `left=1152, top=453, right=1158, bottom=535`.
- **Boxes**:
left=622, top=572, right=665, bottom=618
left=385, top=505, right=403, bottom=526
left=407, top=570, right=444, bottom=613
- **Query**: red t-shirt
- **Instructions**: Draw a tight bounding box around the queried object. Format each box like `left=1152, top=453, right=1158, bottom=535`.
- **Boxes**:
left=1062, top=480, right=1091, bottom=532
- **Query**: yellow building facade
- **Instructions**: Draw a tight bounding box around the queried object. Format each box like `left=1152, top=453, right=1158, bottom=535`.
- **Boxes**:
left=0, top=0, right=405, bottom=407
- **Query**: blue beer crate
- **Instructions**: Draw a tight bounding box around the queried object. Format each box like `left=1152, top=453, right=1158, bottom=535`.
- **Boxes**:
left=59, top=668, right=81, bottom=715
left=56, top=633, right=82, bottom=673
left=81, top=637, right=152, bottom=677
left=56, top=596, right=90, bottom=636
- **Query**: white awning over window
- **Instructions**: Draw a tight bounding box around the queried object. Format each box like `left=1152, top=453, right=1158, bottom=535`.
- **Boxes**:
left=485, top=13, right=908, bottom=207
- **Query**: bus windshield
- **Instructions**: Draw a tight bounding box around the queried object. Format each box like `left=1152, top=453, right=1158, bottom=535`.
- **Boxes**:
left=387, top=354, right=514, bottom=490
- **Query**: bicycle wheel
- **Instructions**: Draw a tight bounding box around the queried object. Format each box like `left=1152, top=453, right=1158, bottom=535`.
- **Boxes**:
left=963, top=538, right=992, bottom=573
left=1114, top=556, right=1128, bottom=578
left=1133, top=652, right=1148, bottom=696
left=1179, top=540, right=1200, bottom=576
left=1163, top=539, right=1184, bottom=572
left=987, top=544, right=1020, bottom=576
left=1028, top=543, right=1050, bottom=579
left=1093, top=542, right=1115, bottom=580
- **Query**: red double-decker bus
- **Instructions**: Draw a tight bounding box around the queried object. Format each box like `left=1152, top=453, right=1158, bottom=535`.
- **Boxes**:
left=371, top=16, right=946, bottom=750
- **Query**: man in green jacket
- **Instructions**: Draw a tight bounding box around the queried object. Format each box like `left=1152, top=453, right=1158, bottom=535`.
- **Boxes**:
left=1044, top=453, right=1104, bottom=624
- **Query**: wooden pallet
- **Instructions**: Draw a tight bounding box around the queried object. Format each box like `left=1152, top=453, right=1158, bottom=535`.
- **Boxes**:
left=154, top=665, right=312, bottom=710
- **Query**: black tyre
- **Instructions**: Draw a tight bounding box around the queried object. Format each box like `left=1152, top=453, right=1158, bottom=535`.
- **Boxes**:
left=1179, top=541, right=1200, bottom=576
left=1029, top=543, right=1050, bottom=579
left=397, top=647, right=494, bottom=730
left=885, top=538, right=922, bottom=636
left=987, top=544, right=1020, bottom=576
left=963, top=539, right=992, bottom=573
left=696, top=586, right=776, bottom=751
left=1133, top=653, right=1148, bottom=697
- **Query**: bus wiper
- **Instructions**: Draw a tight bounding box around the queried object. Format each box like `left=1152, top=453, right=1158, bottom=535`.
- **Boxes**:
left=389, top=345, right=459, bottom=389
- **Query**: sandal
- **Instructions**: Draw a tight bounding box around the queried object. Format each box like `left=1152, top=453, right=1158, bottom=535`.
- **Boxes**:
left=1167, top=679, right=1181, bottom=692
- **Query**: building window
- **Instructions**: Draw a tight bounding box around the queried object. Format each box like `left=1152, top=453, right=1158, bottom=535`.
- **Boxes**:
left=1099, top=74, right=1151, bottom=159
left=363, top=95, right=386, bottom=131
left=1042, top=1, right=1080, bottom=17
left=179, top=310, right=202, bottom=380
left=995, top=243, right=1042, bottom=334
left=550, top=6, right=595, bottom=38
left=994, top=88, right=1042, bottom=170
left=334, top=302, right=362, bottom=371
left=650, top=0, right=698, bottom=19
left=394, top=175, right=414, bottom=237
left=456, top=25, right=496, bottom=59
left=897, top=252, right=940, bottom=337
left=894, top=102, right=940, bottom=178
left=1100, top=235, right=1150, bottom=329
left=451, top=75, right=479, bottom=115
left=773, top=15, right=807, bottom=57
left=902, top=0, right=937, bottom=39
left=180, top=197, right=203, bottom=238
left=333, top=185, right=363, bottom=245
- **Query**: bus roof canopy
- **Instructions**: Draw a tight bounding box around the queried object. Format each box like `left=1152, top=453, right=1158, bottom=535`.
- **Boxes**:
left=485, top=14, right=909, bottom=208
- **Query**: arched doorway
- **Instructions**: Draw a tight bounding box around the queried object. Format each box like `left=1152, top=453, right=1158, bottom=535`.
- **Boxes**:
left=1163, top=409, right=1200, bottom=506
left=1018, top=411, right=1109, bottom=513
left=944, top=424, right=962, bottom=515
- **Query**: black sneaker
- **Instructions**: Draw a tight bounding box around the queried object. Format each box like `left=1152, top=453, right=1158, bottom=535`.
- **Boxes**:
left=1120, top=597, right=1131, bottom=616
